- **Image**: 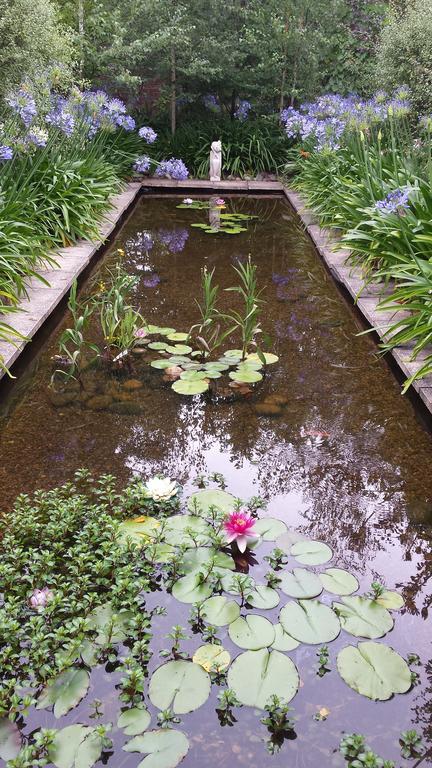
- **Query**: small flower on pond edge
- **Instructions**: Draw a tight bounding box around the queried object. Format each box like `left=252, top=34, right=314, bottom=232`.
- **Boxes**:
left=223, top=511, right=258, bottom=552
left=134, top=328, right=148, bottom=338
left=183, top=198, right=194, bottom=205
left=145, top=477, right=178, bottom=502
left=214, top=198, right=225, bottom=207
left=29, top=587, right=54, bottom=610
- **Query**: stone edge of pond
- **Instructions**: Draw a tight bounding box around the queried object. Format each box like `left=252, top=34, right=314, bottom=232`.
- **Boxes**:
left=282, top=186, right=432, bottom=414
left=0, top=182, right=142, bottom=380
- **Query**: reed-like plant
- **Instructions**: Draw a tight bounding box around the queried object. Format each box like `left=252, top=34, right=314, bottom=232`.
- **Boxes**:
left=189, top=267, right=236, bottom=358
left=222, top=257, right=266, bottom=361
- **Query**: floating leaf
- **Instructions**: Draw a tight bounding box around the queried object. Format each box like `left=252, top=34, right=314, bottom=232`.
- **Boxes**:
left=0, top=719, right=21, bottom=761
left=337, top=642, right=411, bottom=700
left=221, top=572, right=256, bottom=594
left=165, top=344, right=192, bottom=355
left=203, top=362, right=229, bottom=372
left=145, top=325, right=176, bottom=335
left=172, top=379, right=209, bottom=395
left=48, top=724, right=101, bottom=768
left=227, top=648, right=299, bottom=709
left=187, top=489, right=236, bottom=515
left=228, top=615, right=275, bottom=650
left=123, top=730, right=189, bottom=768
left=201, top=595, right=240, bottom=626
left=118, top=708, right=151, bottom=736
left=280, top=568, right=323, bottom=599
left=229, top=368, right=262, bottom=384
left=254, top=517, right=287, bottom=541
left=87, top=603, right=134, bottom=645
left=247, top=352, right=279, bottom=365
left=291, top=540, right=333, bottom=565
left=333, top=596, right=393, bottom=639
left=271, top=623, right=299, bottom=652
left=149, top=660, right=210, bottom=713
left=275, top=531, right=307, bottom=553
left=376, top=591, right=404, bottom=611
left=167, top=332, right=189, bottom=342
left=37, top=667, right=90, bottom=718
left=148, top=342, right=169, bottom=351
left=180, top=547, right=235, bottom=575
left=179, top=370, right=208, bottom=381
left=319, top=568, right=359, bottom=596
left=150, top=359, right=175, bottom=369
left=224, top=349, right=244, bottom=358
left=193, top=644, right=230, bottom=672
left=163, top=515, right=213, bottom=546
left=280, top=600, right=340, bottom=645
left=248, top=585, right=280, bottom=610
left=203, top=369, right=222, bottom=379
left=118, top=516, right=161, bottom=546
left=172, top=573, right=213, bottom=603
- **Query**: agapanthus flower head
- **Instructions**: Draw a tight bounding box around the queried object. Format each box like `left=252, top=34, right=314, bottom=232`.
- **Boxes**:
left=26, top=128, right=48, bottom=148
left=139, top=126, right=158, bottom=144
left=145, top=476, right=177, bottom=502
left=0, top=145, right=13, bottom=161
left=223, top=510, right=258, bottom=552
left=155, top=157, right=189, bottom=181
left=375, top=187, right=411, bottom=215
left=234, top=100, right=251, bottom=121
left=6, top=88, right=37, bottom=127
left=117, top=115, right=136, bottom=131
left=45, top=98, right=75, bottom=136
left=203, top=94, right=220, bottom=112
left=29, top=587, right=54, bottom=610
left=133, top=155, right=151, bottom=174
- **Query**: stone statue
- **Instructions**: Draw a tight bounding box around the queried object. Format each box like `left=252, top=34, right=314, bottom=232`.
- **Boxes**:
left=210, top=140, right=222, bottom=181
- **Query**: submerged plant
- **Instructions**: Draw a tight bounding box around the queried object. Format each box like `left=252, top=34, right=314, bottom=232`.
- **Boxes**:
left=399, top=730, right=424, bottom=759
left=264, top=548, right=288, bottom=570
left=160, top=625, right=189, bottom=660
left=316, top=645, right=330, bottom=677
left=157, top=708, right=182, bottom=728
left=216, top=688, right=242, bottom=726
left=51, top=281, right=99, bottom=387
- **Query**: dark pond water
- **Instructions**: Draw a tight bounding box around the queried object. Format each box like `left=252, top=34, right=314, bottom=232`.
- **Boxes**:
left=0, top=195, right=431, bottom=767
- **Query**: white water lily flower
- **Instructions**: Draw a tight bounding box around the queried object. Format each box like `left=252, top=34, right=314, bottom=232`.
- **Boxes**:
left=145, top=476, right=177, bottom=502
left=183, top=198, right=194, bottom=205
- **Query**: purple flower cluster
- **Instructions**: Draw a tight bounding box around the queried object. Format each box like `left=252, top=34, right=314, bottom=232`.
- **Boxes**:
left=6, top=89, right=37, bottom=127
left=281, top=89, right=412, bottom=151
left=142, top=272, right=161, bottom=288
left=0, top=145, right=13, bottom=161
left=26, top=128, right=48, bottom=148
left=203, top=94, right=220, bottom=112
left=159, top=228, right=189, bottom=253
left=155, top=158, right=189, bottom=181
left=133, top=155, right=151, bottom=174
left=45, top=96, right=75, bottom=136
left=234, top=100, right=252, bottom=121
left=139, top=126, right=158, bottom=143
left=375, top=188, right=411, bottom=215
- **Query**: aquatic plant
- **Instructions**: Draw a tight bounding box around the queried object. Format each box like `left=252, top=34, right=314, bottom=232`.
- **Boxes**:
left=223, top=510, right=258, bottom=552
left=223, top=256, right=266, bottom=361
left=145, top=477, right=178, bottom=502
left=399, top=729, right=424, bottom=759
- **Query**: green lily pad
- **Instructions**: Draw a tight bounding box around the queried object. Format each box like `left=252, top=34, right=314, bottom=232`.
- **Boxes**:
left=150, top=359, right=175, bottom=369
left=144, top=325, right=176, bottom=335
left=275, top=530, right=307, bottom=553
left=291, top=540, right=333, bottom=565
left=229, top=368, right=263, bottom=384
left=203, top=362, right=229, bottom=372
left=224, top=349, right=244, bottom=358
left=172, top=573, right=213, bottom=603
left=218, top=356, right=241, bottom=366
left=167, top=332, right=189, bottom=342
left=172, top=379, right=209, bottom=395
left=0, top=719, right=21, bottom=761
left=319, top=568, right=359, bottom=596
left=145, top=543, right=176, bottom=563
left=187, top=489, right=236, bottom=515
left=179, top=547, right=235, bottom=574
left=204, top=369, right=222, bottom=379
left=271, top=623, right=299, bottom=652
left=149, top=660, right=210, bottom=713
left=49, top=724, right=106, bottom=768
left=280, top=600, right=340, bottom=645
left=280, top=568, right=323, bottom=599
left=37, top=667, right=90, bottom=718
left=118, top=707, right=151, bottom=736
left=247, top=585, right=280, bottom=610
left=247, top=352, right=279, bottom=365
left=376, top=591, right=404, bottom=611
left=165, top=344, right=193, bottom=355
left=87, top=603, right=134, bottom=645
left=201, top=595, right=240, bottom=626
left=227, top=648, right=299, bottom=709
left=193, top=644, right=230, bottom=672
left=337, top=641, right=412, bottom=700
left=179, top=370, right=208, bottom=381
left=228, top=615, right=275, bottom=650
left=333, top=596, right=393, bottom=639
left=163, top=515, right=213, bottom=546
left=148, top=341, right=169, bottom=351
left=254, top=517, right=287, bottom=541
left=118, top=516, right=161, bottom=546
left=123, top=729, right=189, bottom=768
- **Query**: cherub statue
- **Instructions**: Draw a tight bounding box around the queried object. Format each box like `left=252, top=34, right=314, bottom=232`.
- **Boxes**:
left=210, top=140, right=222, bottom=181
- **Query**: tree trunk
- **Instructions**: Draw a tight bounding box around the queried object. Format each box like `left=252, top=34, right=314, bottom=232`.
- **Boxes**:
left=170, top=45, right=176, bottom=135
left=78, top=0, right=84, bottom=74
left=279, top=17, right=289, bottom=112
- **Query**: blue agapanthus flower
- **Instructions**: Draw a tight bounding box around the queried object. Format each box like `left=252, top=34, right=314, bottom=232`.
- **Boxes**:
left=139, top=126, right=158, bottom=144
left=117, top=115, right=136, bottom=131
left=6, top=89, right=37, bottom=127
left=234, top=100, right=251, bottom=121
left=0, top=145, right=13, bottom=161
left=155, top=158, right=189, bottom=181
left=375, top=188, right=411, bottom=215
left=26, top=128, right=48, bottom=148
left=133, top=155, right=151, bottom=174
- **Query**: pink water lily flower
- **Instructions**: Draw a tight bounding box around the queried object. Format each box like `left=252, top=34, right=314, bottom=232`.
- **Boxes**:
left=215, top=198, right=225, bottom=206
left=29, top=588, right=54, bottom=610
left=223, top=511, right=258, bottom=552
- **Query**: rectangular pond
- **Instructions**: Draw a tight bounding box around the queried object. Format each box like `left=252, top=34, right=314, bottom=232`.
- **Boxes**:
left=0, top=194, right=431, bottom=767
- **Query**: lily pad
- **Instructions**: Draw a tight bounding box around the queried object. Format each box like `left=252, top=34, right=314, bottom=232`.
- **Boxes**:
left=123, top=730, right=189, bottom=768
left=163, top=515, right=213, bottom=546
left=227, top=648, right=299, bottom=708
left=87, top=603, right=134, bottom=645
left=187, top=489, right=236, bottom=515
left=171, top=573, right=213, bottom=603
left=150, top=359, right=175, bottom=370
left=271, top=623, right=299, bottom=652
left=149, top=660, right=210, bottom=713
left=337, top=641, right=412, bottom=700
left=180, top=547, right=235, bottom=575
left=275, top=530, right=307, bottom=553
left=203, top=362, right=229, bottom=372
left=193, top=644, right=230, bottom=672
left=376, top=590, right=405, bottom=611
left=229, top=368, right=262, bottom=384
left=333, top=596, right=393, bottom=639
left=49, top=724, right=105, bottom=768
left=280, top=600, right=340, bottom=645
left=179, top=370, right=208, bottom=381
left=280, top=568, right=323, bottom=599
left=291, top=540, right=333, bottom=565
left=172, top=379, right=209, bottom=395
left=247, top=585, right=280, bottom=610
left=167, top=332, right=189, bottom=342
left=254, top=517, right=287, bottom=541
left=0, top=719, right=21, bottom=761
left=118, top=516, right=161, bottom=546
left=201, top=595, right=240, bottom=626
left=228, top=615, right=275, bottom=650
left=247, top=352, right=279, bottom=365
left=118, top=708, right=151, bottom=736
left=166, top=344, right=192, bottom=355
left=37, top=667, right=90, bottom=718
left=203, top=369, right=222, bottom=379
left=319, top=568, right=359, bottom=596
left=145, top=325, right=176, bottom=335
left=148, top=341, right=169, bottom=351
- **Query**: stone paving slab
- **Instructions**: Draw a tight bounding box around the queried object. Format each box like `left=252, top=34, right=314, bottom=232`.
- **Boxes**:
left=0, top=182, right=141, bottom=379
left=282, top=186, right=432, bottom=416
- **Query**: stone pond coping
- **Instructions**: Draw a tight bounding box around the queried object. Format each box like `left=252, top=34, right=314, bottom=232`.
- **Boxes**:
left=1, top=178, right=432, bottom=417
